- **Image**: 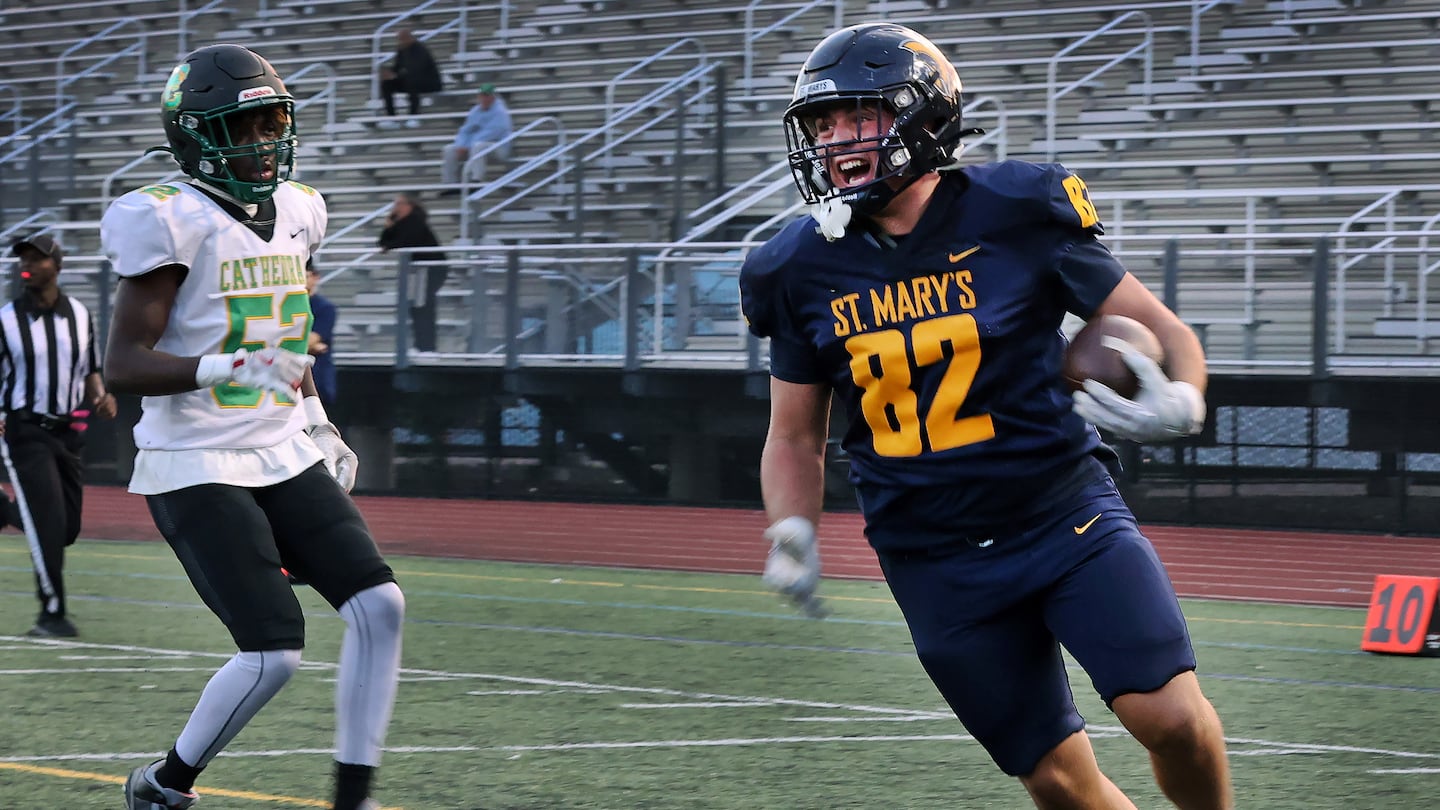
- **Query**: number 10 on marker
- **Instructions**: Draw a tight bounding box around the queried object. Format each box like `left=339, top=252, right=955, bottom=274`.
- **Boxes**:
left=1361, top=575, right=1440, bottom=656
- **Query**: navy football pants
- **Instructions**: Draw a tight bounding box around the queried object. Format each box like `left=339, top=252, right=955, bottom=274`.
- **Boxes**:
left=875, top=471, right=1195, bottom=777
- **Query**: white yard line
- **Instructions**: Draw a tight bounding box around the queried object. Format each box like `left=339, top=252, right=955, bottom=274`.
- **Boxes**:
left=0, top=635, right=1435, bottom=768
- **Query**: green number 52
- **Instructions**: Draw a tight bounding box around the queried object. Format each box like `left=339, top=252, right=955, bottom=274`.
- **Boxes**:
left=213, top=291, right=311, bottom=408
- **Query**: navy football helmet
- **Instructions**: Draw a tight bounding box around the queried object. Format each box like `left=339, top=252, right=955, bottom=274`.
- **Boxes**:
left=783, top=23, right=979, bottom=216
left=158, top=44, right=296, bottom=203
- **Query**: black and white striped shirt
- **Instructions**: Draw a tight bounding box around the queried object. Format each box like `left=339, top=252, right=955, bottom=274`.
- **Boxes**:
left=0, top=292, right=98, bottom=418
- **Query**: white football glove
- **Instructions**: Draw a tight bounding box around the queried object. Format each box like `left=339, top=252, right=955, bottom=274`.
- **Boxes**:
left=763, top=516, right=829, bottom=618
left=304, top=396, right=359, bottom=492
left=1072, top=335, right=1206, bottom=443
left=196, top=347, right=314, bottom=399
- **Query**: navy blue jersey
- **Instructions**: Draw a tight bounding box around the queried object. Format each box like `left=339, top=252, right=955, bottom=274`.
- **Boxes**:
left=740, top=161, right=1126, bottom=548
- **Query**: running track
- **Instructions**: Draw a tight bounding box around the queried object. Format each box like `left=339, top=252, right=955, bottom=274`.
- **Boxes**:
left=80, top=485, right=1440, bottom=608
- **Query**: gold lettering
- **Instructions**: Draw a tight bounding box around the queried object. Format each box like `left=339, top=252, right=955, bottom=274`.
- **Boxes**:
left=894, top=282, right=918, bottom=321
left=954, top=270, right=977, bottom=310
left=870, top=287, right=898, bottom=328
left=929, top=274, right=952, bottom=313
left=912, top=277, right=937, bottom=317
left=831, top=297, right=851, bottom=337
left=844, top=293, right=864, bottom=333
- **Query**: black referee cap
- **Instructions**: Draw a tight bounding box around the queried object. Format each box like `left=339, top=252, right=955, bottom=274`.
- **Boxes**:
left=11, top=234, right=63, bottom=267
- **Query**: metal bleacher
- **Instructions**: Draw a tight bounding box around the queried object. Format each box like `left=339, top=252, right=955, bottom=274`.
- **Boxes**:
left=2, top=0, right=1439, bottom=373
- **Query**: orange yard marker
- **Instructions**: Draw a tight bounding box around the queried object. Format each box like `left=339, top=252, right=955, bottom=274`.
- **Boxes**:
left=1360, top=574, right=1440, bottom=656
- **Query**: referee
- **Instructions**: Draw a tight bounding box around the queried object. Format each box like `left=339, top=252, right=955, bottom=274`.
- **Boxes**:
left=3, top=234, right=116, bottom=637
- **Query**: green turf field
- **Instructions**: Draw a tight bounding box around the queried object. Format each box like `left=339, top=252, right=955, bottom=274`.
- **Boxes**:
left=1, top=539, right=1437, bottom=809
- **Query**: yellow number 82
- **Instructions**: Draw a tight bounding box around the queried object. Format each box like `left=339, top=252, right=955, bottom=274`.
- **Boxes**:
left=844, top=313, right=995, bottom=457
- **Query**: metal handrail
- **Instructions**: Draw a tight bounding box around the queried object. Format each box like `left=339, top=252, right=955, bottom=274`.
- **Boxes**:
left=0, top=102, right=74, bottom=157
left=176, top=0, right=227, bottom=57
left=0, top=85, right=20, bottom=132
left=742, top=0, right=845, bottom=89
left=1333, top=191, right=1404, bottom=352
left=961, top=95, right=1008, bottom=161
left=683, top=164, right=793, bottom=239
left=0, top=211, right=61, bottom=244
left=55, top=19, right=147, bottom=111
left=1044, top=11, right=1154, bottom=160
left=1416, top=212, right=1440, bottom=349
left=1188, top=0, right=1237, bottom=72
left=603, top=38, right=706, bottom=162
left=288, top=62, right=340, bottom=133
left=464, top=62, right=718, bottom=226
left=458, top=116, right=566, bottom=237
left=100, top=150, right=183, bottom=208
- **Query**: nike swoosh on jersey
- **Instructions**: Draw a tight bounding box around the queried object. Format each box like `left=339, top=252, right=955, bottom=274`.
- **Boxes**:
left=1073, top=513, right=1102, bottom=534
left=290, top=227, right=304, bottom=239
left=948, top=245, right=980, bottom=263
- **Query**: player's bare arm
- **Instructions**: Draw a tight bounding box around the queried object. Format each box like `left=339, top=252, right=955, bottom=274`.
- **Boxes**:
left=104, top=263, right=197, bottom=396
left=1091, top=273, right=1207, bottom=392
left=761, top=378, right=832, bottom=525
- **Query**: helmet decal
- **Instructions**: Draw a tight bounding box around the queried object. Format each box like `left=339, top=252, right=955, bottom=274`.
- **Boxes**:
left=238, top=86, right=277, bottom=103
left=162, top=63, right=189, bottom=110
left=901, top=39, right=961, bottom=96
left=794, top=78, right=837, bottom=103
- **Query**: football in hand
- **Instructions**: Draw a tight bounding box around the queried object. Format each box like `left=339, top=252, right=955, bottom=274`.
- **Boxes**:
left=1063, top=315, right=1164, bottom=399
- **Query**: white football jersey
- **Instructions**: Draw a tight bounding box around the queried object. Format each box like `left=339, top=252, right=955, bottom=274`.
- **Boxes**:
left=101, top=180, right=327, bottom=456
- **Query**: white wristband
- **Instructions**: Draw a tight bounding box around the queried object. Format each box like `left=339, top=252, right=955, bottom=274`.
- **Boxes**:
left=302, top=394, right=330, bottom=428
left=195, top=353, right=237, bottom=388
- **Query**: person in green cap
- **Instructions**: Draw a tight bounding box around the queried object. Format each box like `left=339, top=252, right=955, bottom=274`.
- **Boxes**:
left=440, top=83, right=513, bottom=192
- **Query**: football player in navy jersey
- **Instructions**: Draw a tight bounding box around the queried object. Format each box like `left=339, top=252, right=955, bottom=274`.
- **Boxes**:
left=740, top=23, right=1232, bottom=810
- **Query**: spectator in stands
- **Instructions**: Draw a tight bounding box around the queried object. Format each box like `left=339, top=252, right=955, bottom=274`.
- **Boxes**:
left=378, top=28, right=443, bottom=127
left=378, top=191, right=449, bottom=353
left=440, top=83, right=513, bottom=192
left=306, top=260, right=338, bottom=406
left=741, top=22, right=1232, bottom=810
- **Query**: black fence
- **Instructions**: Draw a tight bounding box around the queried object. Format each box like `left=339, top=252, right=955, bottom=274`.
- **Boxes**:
left=84, top=366, right=1440, bottom=538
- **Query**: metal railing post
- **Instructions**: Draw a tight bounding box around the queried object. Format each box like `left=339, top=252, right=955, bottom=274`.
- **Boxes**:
left=504, top=250, right=521, bottom=370
left=467, top=256, right=488, bottom=353
left=395, top=253, right=413, bottom=368
left=1311, top=237, right=1330, bottom=379
left=624, top=248, right=641, bottom=371
left=1162, top=238, right=1180, bottom=312
left=670, top=87, right=686, bottom=241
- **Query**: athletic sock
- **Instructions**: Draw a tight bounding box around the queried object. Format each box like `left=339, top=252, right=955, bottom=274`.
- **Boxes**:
left=155, top=747, right=204, bottom=793
left=333, top=761, right=374, bottom=810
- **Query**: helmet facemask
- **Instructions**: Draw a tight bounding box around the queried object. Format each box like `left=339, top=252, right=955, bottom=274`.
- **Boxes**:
left=785, top=93, right=933, bottom=217
left=173, top=100, right=297, bottom=204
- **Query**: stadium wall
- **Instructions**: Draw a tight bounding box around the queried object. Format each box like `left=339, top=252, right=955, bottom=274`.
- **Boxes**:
left=84, top=367, right=1440, bottom=536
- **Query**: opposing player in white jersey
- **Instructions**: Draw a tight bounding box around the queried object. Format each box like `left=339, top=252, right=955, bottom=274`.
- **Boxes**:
left=101, top=44, right=402, bottom=810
